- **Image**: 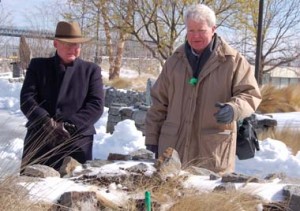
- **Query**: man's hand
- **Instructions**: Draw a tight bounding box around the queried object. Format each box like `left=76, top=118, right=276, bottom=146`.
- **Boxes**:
left=214, top=102, right=234, bottom=124
left=54, top=121, right=71, bottom=139
left=42, top=118, right=70, bottom=141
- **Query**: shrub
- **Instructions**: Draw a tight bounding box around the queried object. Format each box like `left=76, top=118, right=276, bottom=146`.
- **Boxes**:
left=258, top=84, right=300, bottom=113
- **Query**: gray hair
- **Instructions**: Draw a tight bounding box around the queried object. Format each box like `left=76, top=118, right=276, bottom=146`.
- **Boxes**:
left=184, top=4, right=216, bottom=27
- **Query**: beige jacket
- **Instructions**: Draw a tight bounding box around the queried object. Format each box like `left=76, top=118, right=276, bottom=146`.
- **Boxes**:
left=145, top=36, right=261, bottom=174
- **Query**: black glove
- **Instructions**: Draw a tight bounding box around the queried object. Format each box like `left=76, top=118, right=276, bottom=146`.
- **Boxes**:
left=214, top=102, right=234, bottom=124
left=63, top=122, right=77, bottom=136
left=146, top=144, right=158, bottom=159
left=42, top=118, right=70, bottom=141
left=54, top=121, right=71, bottom=139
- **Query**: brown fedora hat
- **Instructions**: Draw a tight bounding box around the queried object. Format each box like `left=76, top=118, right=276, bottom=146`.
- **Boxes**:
left=54, top=21, right=91, bottom=43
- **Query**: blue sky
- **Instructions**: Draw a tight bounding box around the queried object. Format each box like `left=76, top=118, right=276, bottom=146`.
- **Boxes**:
left=1, top=0, right=63, bottom=29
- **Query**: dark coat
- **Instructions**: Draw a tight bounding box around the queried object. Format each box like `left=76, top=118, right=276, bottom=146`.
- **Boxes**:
left=20, top=53, right=104, bottom=170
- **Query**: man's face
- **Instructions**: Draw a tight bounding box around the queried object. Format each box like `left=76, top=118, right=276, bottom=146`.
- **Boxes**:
left=186, top=19, right=216, bottom=54
left=54, top=40, right=81, bottom=64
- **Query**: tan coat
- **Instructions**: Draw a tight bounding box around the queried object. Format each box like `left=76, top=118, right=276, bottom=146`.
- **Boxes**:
left=145, top=37, right=261, bottom=174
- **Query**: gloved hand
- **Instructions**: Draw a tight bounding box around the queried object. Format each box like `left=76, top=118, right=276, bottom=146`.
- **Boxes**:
left=54, top=121, right=71, bottom=139
left=214, top=102, right=234, bottom=124
left=146, top=144, right=158, bottom=159
left=42, top=117, right=70, bottom=141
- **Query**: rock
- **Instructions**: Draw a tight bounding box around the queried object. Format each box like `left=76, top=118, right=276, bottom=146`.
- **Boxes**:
left=107, top=153, right=132, bottom=161
left=58, top=191, right=102, bottom=211
left=119, top=107, right=134, bottom=119
left=23, top=164, right=60, bottom=178
left=264, top=172, right=287, bottom=180
left=221, top=172, right=262, bottom=183
left=59, top=156, right=82, bottom=177
left=83, top=160, right=113, bottom=168
left=282, top=185, right=300, bottom=211
left=125, top=163, right=149, bottom=174
left=214, top=183, right=236, bottom=192
left=155, top=147, right=181, bottom=180
left=129, top=148, right=156, bottom=160
left=185, top=166, right=221, bottom=179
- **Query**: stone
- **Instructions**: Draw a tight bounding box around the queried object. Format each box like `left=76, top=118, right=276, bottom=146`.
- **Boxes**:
left=130, top=148, right=156, bottom=161
left=58, top=191, right=102, bottom=211
left=23, top=164, right=60, bottom=178
left=145, top=78, right=155, bottom=106
left=15, top=159, right=300, bottom=211
left=107, top=153, right=132, bottom=161
left=155, top=147, right=182, bottom=180
left=185, top=166, right=220, bottom=177
left=221, top=172, right=261, bottom=183
left=214, top=183, right=237, bottom=192
left=282, top=185, right=300, bottom=211
left=264, top=172, right=287, bottom=180
left=125, top=163, right=149, bottom=174
left=132, top=109, right=147, bottom=125
left=119, top=107, right=134, bottom=118
left=83, top=160, right=113, bottom=168
left=59, top=156, right=82, bottom=177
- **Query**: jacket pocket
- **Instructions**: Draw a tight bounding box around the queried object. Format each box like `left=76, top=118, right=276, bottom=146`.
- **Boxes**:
left=201, top=130, right=234, bottom=171
left=158, top=122, right=180, bottom=152
left=160, top=122, right=179, bottom=136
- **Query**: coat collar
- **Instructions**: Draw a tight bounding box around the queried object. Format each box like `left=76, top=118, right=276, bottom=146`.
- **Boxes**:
left=173, top=34, right=238, bottom=85
left=54, top=52, right=80, bottom=71
left=174, top=34, right=236, bottom=61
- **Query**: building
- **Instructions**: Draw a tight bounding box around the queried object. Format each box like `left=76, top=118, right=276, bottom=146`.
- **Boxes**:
left=262, top=66, right=300, bottom=87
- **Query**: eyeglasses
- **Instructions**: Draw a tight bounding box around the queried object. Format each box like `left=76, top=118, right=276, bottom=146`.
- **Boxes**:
left=187, top=29, right=208, bottom=35
left=59, top=41, right=81, bottom=49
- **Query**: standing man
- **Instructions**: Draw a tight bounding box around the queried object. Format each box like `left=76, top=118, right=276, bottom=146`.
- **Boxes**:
left=20, top=21, right=104, bottom=171
left=145, top=4, right=261, bottom=174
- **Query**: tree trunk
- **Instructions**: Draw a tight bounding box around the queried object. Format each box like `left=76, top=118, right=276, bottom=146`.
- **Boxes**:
left=108, top=0, right=134, bottom=80
left=109, top=33, right=128, bottom=80
left=100, top=3, right=114, bottom=78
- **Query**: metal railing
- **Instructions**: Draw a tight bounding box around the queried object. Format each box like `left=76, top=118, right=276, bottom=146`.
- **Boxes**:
left=0, top=26, right=54, bottom=39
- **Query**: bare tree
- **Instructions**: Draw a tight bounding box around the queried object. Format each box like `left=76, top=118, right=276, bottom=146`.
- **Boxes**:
left=21, top=1, right=63, bottom=58
left=60, top=0, right=241, bottom=79
left=59, top=0, right=97, bottom=60
left=122, top=0, right=239, bottom=66
left=124, top=0, right=187, bottom=66
left=223, top=0, right=300, bottom=84
left=63, top=0, right=136, bottom=80
left=105, top=0, right=135, bottom=79
left=0, top=4, right=13, bottom=57
left=0, top=4, right=12, bottom=27
left=19, top=36, right=31, bottom=71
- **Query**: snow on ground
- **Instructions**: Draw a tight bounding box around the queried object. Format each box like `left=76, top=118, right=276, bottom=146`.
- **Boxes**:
left=0, top=74, right=299, bottom=204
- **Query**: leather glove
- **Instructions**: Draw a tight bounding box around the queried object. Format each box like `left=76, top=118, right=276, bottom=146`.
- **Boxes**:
left=146, top=144, right=158, bottom=159
left=42, top=118, right=70, bottom=141
left=54, top=121, right=71, bottom=139
left=214, top=102, right=234, bottom=124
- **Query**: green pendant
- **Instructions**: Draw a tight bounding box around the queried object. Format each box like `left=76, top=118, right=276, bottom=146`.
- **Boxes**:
left=188, top=77, right=198, bottom=86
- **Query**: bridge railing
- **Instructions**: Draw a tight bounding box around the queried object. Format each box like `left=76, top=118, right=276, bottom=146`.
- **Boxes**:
left=0, top=26, right=54, bottom=39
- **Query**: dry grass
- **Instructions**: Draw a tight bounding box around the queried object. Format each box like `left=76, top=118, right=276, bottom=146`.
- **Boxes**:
left=258, top=84, right=300, bottom=113
left=169, top=191, right=264, bottom=211
left=3, top=83, right=300, bottom=210
left=258, top=127, right=300, bottom=155
left=0, top=176, right=53, bottom=211
left=103, top=75, right=155, bottom=92
left=103, top=77, right=133, bottom=90
left=119, top=173, right=270, bottom=211
left=254, top=84, right=300, bottom=156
